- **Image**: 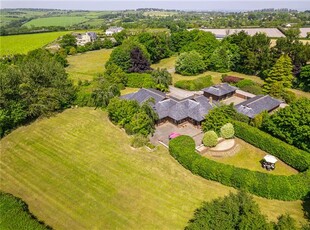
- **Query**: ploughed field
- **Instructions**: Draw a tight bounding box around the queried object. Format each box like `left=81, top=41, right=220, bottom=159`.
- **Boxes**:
left=0, top=108, right=307, bottom=229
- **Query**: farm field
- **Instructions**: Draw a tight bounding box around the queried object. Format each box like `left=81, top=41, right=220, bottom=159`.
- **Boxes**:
left=204, top=139, right=298, bottom=176
left=0, top=108, right=308, bottom=229
left=23, top=16, right=89, bottom=27
left=0, top=31, right=69, bottom=56
left=66, top=49, right=113, bottom=82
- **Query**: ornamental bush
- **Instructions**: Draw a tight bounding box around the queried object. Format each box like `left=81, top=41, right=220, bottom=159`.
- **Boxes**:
left=203, top=131, right=218, bottom=147
left=220, top=123, right=235, bottom=139
left=169, top=135, right=310, bottom=201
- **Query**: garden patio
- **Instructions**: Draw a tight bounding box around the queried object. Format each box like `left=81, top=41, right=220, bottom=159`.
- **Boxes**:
left=150, top=122, right=203, bottom=147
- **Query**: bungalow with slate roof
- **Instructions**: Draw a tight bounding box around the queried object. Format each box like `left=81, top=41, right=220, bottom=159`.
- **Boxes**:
left=122, top=88, right=215, bottom=126
left=202, top=83, right=237, bottom=101
left=235, top=95, right=282, bottom=119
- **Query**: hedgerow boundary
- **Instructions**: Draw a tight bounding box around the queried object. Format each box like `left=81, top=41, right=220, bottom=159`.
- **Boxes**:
left=169, top=134, right=310, bottom=201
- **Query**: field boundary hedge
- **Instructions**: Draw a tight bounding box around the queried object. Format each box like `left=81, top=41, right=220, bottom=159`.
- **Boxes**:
left=169, top=136, right=310, bottom=200
left=233, top=121, right=310, bottom=172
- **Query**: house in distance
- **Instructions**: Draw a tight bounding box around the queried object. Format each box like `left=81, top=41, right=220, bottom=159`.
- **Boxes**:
left=74, top=32, right=97, bottom=46
left=105, top=26, right=124, bottom=36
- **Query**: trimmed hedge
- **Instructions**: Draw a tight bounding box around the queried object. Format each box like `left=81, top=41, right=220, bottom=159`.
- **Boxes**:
left=234, top=121, right=310, bottom=172
left=169, top=136, right=310, bottom=201
left=126, top=73, right=155, bottom=88
left=174, top=75, right=213, bottom=91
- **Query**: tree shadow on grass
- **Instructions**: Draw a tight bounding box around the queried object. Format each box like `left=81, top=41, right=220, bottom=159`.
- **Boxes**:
left=302, top=192, right=310, bottom=227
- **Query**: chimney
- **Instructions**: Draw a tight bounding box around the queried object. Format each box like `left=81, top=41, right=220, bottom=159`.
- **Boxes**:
left=209, top=96, right=213, bottom=104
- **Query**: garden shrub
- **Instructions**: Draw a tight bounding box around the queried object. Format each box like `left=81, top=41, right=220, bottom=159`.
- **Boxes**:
left=130, top=134, right=149, bottom=148
left=126, top=73, right=155, bottom=88
left=222, top=76, right=244, bottom=84
left=234, top=121, right=310, bottom=172
left=174, top=75, right=213, bottom=91
left=203, top=131, right=218, bottom=147
left=240, top=85, right=263, bottom=95
left=220, top=123, right=235, bottom=139
left=235, top=79, right=255, bottom=88
left=169, top=135, right=310, bottom=201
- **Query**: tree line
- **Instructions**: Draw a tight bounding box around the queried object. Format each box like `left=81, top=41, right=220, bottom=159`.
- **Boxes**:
left=0, top=49, right=75, bottom=137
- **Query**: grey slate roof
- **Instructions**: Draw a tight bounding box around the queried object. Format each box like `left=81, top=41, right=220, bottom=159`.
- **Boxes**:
left=86, top=32, right=97, bottom=40
left=235, top=95, right=282, bottom=118
left=203, top=83, right=237, bottom=97
left=122, top=88, right=215, bottom=122
left=121, top=88, right=166, bottom=106
left=155, top=95, right=214, bottom=122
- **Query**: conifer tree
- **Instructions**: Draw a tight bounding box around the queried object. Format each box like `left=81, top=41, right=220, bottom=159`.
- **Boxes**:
left=264, top=54, right=293, bottom=93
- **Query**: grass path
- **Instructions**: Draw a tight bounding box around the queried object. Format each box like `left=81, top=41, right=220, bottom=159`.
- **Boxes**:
left=0, top=108, right=307, bottom=228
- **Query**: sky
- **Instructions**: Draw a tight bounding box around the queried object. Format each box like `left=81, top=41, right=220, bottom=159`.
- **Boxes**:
left=1, top=0, right=310, bottom=11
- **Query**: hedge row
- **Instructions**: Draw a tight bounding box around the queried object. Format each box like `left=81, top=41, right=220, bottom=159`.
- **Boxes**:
left=126, top=73, right=155, bottom=88
left=169, top=136, right=310, bottom=201
left=234, top=121, right=310, bottom=172
left=174, top=75, right=213, bottom=91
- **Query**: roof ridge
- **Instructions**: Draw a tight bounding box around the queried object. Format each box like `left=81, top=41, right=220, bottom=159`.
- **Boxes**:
left=246, top=95, right=266, bottom=106
left=144, top=88, right=165, bottom=97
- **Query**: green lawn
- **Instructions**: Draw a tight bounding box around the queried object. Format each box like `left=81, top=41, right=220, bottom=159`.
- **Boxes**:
left=66, top=49, right=113, bottom=83
left=23, top=16, right=89, bottom=27
left=151, top=56, right=264, bottom=85
left=0, top=31, right=70, bottom=56
left=0, top=192, right=48, bottom=230
left=204, top=139, right=298, bottom=176
left=0, top=108, right=307, bottom=228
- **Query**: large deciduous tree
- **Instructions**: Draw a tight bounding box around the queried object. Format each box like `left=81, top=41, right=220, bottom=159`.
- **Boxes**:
left=0, top=49, right=75, bottom=137
left=175, top=51, right=205, bottom=76
left=106, top=39, right=151, bottom=73
left=262, top=98, right=310, bottom=152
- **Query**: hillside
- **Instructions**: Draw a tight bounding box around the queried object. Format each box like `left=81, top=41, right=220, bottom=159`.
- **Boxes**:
left=0, top=108, right=307, bottom=229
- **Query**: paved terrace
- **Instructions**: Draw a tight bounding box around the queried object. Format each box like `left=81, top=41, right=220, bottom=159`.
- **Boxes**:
left=167, top=86, right=203, bottom=100
left=150, top=122, right=203, bottom=147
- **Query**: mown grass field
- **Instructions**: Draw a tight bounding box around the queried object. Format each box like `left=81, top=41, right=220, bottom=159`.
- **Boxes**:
left=0, top=31, right=69, bottom=56
left=204, top=139, right=298, bottom=176
left=0, top=108, right=307, bottom=228
left=66, top=49, right=113, bottom=82
left=23, top=16, right=89, bottom=28
left=0, top=192, right=48, bottom=230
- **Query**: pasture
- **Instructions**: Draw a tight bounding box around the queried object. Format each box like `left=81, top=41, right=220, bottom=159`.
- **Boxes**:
left=0, top=108, right=307, bottom=228
left=0, top=31, right=69, bottom=56
left=23, top=16, right=89, bottom=28
left=66, top=49, right=113, bottom=82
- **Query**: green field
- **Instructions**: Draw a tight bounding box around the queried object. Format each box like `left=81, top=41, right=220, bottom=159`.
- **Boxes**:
left=0, top=192, right=48, bottom=230
left=66, top=49, right=113, bottom=82
left=0, top=31, right=70, bottom=56
left=0, top=108, right=308, bottom=229
left=23, top=16, right=89, bottom=28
